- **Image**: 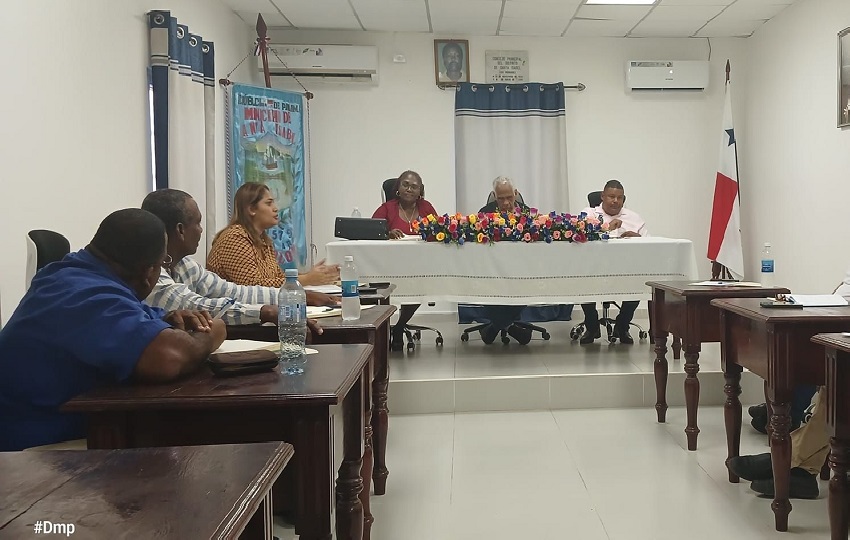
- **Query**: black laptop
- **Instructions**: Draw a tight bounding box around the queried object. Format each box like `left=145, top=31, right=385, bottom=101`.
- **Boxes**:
left=334, top=217, right=389, bottom=240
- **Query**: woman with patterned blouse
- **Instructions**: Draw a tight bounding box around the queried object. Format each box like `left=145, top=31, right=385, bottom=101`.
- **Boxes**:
left=207, top=182, right=339, bottom=287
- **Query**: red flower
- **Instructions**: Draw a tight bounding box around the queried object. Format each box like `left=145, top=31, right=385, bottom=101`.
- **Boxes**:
left=448, top=222, right=457, bottom=233
left=519, top=215, right=528, bottom=225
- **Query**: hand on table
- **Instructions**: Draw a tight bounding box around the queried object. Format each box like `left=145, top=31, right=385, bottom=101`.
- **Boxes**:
left=620, top=231, right=641, bottom=238
left=306, top=291, right=341, bottom=307
left=388, top=229, right=406, bottom=240
left=165, top=309, right=214, bottom=332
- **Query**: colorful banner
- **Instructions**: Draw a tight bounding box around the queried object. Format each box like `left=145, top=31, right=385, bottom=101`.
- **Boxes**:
left=229, top=84, right=307, bottom=270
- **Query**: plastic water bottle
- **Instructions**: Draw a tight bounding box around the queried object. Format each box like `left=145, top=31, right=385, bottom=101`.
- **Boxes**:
left=760, top=242, right=775, bottom=288
left=351, top=207, right=362, bottom=218
left=278, top=268, right=307, bottom=374
left=341, top=256, right=361, bottom=321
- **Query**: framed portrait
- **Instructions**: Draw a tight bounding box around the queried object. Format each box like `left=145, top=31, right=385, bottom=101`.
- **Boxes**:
left=434, top=39, right=470, bottom=87
left=839, top=27, right=850, bottom=127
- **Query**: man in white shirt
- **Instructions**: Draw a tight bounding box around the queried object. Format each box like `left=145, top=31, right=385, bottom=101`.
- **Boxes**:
left=579, top=179, right=647, bottom=345
left=142, top=189, right=335, bottom=327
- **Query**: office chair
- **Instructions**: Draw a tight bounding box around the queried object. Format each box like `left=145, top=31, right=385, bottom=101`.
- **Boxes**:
left=459, top=190, right=551, bottom=345
left=380, top=178, right=444, bottom=352
left=569, top=191, right=648, bottom=343
left=25, top=230, right=71, bottom=289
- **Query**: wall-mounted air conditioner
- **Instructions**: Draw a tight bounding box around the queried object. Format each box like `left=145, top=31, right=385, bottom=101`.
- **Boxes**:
left=262, top=44, right=378, bottom=84
left=625, top=61, right=709, bottom=91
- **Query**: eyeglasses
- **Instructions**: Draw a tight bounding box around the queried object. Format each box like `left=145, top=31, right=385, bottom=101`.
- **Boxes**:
left=399, top=181, right=421, bottom=192
left=161, top=254, right=173, bottom=267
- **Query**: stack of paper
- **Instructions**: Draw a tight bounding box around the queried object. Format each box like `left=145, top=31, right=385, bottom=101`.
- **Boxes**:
left=691, top=281, right=764, bottom=287
left=783, top=295, right=849, bottom=307
left=214, top=340, right=319, bottom=354
left=304, top=285, right=342, bottom=294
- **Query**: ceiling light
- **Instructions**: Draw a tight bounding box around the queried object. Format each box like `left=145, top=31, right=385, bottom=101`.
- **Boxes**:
left=585, top=0, right=657, bottom=5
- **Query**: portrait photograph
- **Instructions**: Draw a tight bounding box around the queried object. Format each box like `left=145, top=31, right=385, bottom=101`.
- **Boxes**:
left=840, top=27, right=850, bottom=127
left=434, top=39, right=470, bottom=86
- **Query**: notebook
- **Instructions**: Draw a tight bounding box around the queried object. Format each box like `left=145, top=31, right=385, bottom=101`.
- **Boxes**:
left=334, top=217, right=389, bottom=240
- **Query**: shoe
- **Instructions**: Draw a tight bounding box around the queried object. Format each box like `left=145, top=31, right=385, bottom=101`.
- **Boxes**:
left=751, top=415, right=801, bottom=435
left=727, top=453, right=773, bottom=481
left=613, top=326, right=634, bottom=344
left=749, top=403, right=768, bottom=420
left=479, top=326, right=499, bottom=345
left=507, top=325, right=532, bottom=345
left=750, top=469, right=819, bottom=499
left=580, top=325, right=601, bottom=345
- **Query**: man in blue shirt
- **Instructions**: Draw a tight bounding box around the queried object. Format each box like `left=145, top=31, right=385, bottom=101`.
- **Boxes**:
left=0, top=208, right=226, bottom=451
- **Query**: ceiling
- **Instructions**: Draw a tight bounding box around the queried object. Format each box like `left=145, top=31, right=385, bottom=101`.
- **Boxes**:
left=221, top=0, right=797, bottom=38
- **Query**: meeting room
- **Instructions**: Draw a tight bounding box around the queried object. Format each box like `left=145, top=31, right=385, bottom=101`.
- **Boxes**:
left=2, top=0, right=850, bottom=539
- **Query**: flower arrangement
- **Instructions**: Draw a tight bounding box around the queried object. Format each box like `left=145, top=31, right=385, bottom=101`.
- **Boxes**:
left=412, top=209, right=609, bottom=245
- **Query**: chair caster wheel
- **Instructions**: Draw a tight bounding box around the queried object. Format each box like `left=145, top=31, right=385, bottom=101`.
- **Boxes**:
left=460, top=333, right=469, bottom=342
left=608, top=336, right=617, bottom=344
left=569, top=328, right=581, bottom=340
left=501, top=335, right=510, bottom=345
left=542, top=331, right=551, bottom=340
left=436, top=336, right=444, bottom=346
left=639, top=331, right=648, bottom=340
left=406, top=342, right=415, bottom=352
left=414, top=330, right=421, bottom=341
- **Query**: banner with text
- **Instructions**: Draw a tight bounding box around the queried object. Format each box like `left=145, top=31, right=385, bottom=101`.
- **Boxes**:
left=229, top=84, right=307, bottom=270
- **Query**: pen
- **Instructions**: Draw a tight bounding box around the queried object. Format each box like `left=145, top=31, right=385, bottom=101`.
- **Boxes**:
left=213, top=298, right=237, bottom=319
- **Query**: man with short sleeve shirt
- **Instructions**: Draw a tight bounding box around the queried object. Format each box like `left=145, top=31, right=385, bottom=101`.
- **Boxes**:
left=579, top=179, right=647, bottom=345
left=0, top=209, right=225, bottom=451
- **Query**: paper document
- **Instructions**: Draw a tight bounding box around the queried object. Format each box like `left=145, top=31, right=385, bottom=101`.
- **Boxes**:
left=214, top=340, right=319, bottom=355
left=304, top=285, right=343, bottom=294
left=306, top=304, right=375, bottom=319
left=785, top=295, right=849, bottom=307
left=691, top=281, right=763, bottom=287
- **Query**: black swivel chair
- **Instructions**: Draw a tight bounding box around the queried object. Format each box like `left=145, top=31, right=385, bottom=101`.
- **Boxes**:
left=25, top=229, right=71, bottom=289
left=568, top=191, right=648, bottom=343
left=459, top=190, right=551, bottom=345
left=380, top=178, right=444, bottom=352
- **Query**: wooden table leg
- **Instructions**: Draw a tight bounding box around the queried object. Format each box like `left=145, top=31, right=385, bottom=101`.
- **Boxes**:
left=653, top=331, right=669, bottom=423
left=372, top=320, right=390, bottom=495
left=769, top=399, right=793, bottom=532
left=295, top=411, right=333, bottom=540
left=829, top=437, right=850, bottom=540
left=361, top=361, right=374, bottom=540
left=723, top=363, right=743, bottom=482
left=684, top=346, right=701, bottom=450
left=336, top=373, right=365, bottom=540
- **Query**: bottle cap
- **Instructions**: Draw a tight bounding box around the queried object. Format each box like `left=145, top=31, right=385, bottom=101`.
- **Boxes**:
left=344, top=256, right=354, bottom=262
left=284, top=268, right=299, bottom=277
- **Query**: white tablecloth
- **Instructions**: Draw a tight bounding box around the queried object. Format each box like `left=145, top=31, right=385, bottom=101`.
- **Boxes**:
left=326, top=237, right=699, bottom=305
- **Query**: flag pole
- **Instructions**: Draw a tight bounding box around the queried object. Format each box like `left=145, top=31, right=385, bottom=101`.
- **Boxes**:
left=711, top=60, right=734, bottom=281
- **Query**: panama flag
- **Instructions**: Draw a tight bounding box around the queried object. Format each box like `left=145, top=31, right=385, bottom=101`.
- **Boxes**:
left=707, top=80, right=744, bottom=278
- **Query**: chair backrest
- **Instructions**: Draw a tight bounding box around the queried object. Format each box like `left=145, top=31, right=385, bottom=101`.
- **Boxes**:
left=26, top=230, right=70, bottom=289
left=485, top=190, right=525, bottom=207
left=381, top=178, right=397, bottom=203
left=587, top=190, right=625, bottom=208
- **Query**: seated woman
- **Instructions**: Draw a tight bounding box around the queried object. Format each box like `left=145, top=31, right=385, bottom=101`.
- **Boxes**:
left=207, top=182, right=339, bottom=287
left=372, top=170, right=437, bottom=239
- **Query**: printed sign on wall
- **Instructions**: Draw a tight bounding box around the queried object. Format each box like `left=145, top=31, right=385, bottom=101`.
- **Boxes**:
left=485, top=50, right=529, bottom=83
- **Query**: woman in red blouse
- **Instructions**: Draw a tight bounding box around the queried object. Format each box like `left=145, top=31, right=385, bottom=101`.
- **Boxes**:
left=372, top=171, right=437, bottom=239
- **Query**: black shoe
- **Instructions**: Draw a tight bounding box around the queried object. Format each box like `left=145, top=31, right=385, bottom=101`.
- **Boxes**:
left=749, top=403, right=768, bottom=420
left=479, top=326, right=499, bottom=345
left=727, top=453, right=773, bottom=481
left=613, top=326, right=634, bottom=344
left=507, top=325, right=532, bottom=345
left=750, top=468, right=819, bottom=499
left=580, top=325, right=601, bottom=345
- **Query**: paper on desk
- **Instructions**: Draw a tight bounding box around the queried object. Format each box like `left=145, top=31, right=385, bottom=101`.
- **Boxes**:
left=304, top=284, right=343, bottom=294
left=691, top=280, right=763, bottom=287
left=214, top=340, right=319, bottom=354
left=785, top=294, right=849, bottom=307
left=306, top=304, right=375, bottom=319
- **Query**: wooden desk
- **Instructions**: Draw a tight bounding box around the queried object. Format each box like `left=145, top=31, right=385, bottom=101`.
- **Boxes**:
left=647, top=281, right=789, bottom=450
left=712, top=298, right=850, bottom=531
left=64, top=344, right=372, bottom=540
left=227, top=305, right=396, bottom=540
left=810, top=333, right=850, bottom=540
left=0, top=442, right=292, bottom=539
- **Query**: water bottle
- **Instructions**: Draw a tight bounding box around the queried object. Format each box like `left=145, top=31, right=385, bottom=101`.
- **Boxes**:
left=760, top=242, right=775, bottom=288
left=341, top=256, right=361, bottom=321
left=351, top=207, right=361, bottom=218
left=278, top=268, right=307, bottom=374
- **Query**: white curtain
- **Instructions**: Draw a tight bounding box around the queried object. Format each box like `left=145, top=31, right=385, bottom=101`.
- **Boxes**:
left=149, top=11, right=216, bottom=261
left=455, top=83, right=569, bottom=214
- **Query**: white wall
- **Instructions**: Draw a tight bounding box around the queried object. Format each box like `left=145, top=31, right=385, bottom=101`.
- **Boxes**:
left=740, top=0, right=850, bottom=292
left=0, top=0, right=252, bottom=321
left=269, top=29, right=749, bottom=278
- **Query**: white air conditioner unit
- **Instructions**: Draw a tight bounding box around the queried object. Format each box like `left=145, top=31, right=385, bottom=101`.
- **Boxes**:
left=626, top=61, right=709, bottom=91
left=263, top=44, right=378, bottom=84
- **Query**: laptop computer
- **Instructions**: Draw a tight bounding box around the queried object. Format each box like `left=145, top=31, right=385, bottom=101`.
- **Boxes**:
left=334, top=217, right=389, bottom=240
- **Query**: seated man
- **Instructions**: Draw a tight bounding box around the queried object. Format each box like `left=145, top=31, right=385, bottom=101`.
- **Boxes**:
left=477, top=177, right=533, bottom=344
left=579, top=179, right=647, bottom=345
left=0, top=209, right=226, bottom=451
left=142, top=189, right=333, bottom=330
